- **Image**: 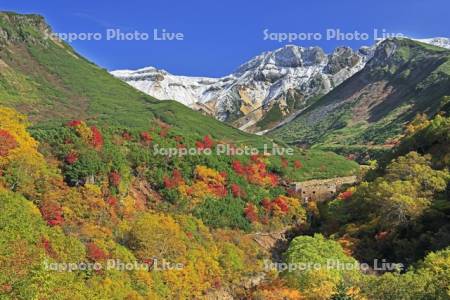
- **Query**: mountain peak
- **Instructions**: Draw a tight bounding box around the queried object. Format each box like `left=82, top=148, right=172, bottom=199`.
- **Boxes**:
left=111, top=38, right=448, bottom=132
left=271, top=37, right=450, bottom=152
left=367, top=37, right=450, bottom=71
left=235, top=45, right=328, bottom=75
left=112, top=43, right=373, bottom=130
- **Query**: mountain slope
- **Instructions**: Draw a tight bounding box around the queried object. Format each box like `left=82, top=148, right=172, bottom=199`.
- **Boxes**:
left=270, top=38, right=450, bottom=160
left=414, top=37, right=450, bottom=50
left=0, top=11, right=263, bottom=143
left=112, top=38, right=450, bottom=134
left=112, top=45, right=374, bottom=132
left=0, top=11, right=360, bottom=180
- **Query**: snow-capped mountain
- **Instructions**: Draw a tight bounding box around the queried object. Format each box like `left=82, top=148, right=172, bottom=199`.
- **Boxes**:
left=112, top=45, right=373, bottom=131
left=111, top=67, right=225, bottom=107
left=414, top=37, right=450, bottom=49
left=111, top=37, right=449, bottom=132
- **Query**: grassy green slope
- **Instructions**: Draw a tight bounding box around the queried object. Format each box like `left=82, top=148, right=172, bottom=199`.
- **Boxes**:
left=0, top=11, right=359, bottom=179
left=270, top=38, right=450, bottom=160
left=0, top=12, right=258, bottom=140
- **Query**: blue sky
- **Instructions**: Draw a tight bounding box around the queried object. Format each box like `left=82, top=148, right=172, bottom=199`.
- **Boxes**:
left=1, top=0, right=449, bottom=77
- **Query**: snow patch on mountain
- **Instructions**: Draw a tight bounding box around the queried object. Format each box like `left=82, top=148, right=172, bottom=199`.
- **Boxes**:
left=111, top=38, right=449, bottom=130
left=413, top=37, right=450, bottom=49
left=111, top=67, right=226, bottom=107
left=112, top=45, right=372, bottom=120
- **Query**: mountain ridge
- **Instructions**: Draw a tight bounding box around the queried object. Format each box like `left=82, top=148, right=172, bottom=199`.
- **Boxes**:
left=270, top=38, right=450, bottom=161
left=112, top=37, right=450, bottom=133
left=0, top=11, right=267, bottom=144
left=111, top=44, right=375, bottom=131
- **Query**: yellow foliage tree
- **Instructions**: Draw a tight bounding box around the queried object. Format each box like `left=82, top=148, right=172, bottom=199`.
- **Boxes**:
left=0, top=107, right=50, bottom=200
left=194, top=165, right=225, bottom=185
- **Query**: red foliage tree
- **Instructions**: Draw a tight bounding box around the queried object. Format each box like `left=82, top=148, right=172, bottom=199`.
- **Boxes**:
left=267, top=173, right=279, bottom=186
left=109, top=171, right=121, bottom=187
left=65, top=151, right=78, bottom=165
left=0, top=129, right=18, bottom=157
left=232, top=160, right=246, bottom=175
left=202, top=135, right=214, bottom=149
left=233, top=159, right=279, bottom=187
left=164, top=169, right=184, bottom=188
left=106, top=196, right=118, bottom=206
left=195, top=135, right=214, bottom=150
left=250, top=154, right=260, bottom=162
left=244, top=203, right=258, bottom=223
left=338, top=190, right=353, bottom=200
left=273, top=197, right=289, bottom=213
left=67, top=120, right=82, bottom=127
left=163, top=177, right=173, bottom=189
left=256, top=161, right=266, bottom=172
left=195, top=140, right=205, bottom=150
left=219, top=171, right=228, bottom=181
left=172, top=169, right=183, bottom=184
left=90, top=126, right=103, bottom=150
left=40, top=201, right=64, bottom=226
left=231, top=183, right=246, bottom=198
left=281, top=157, right=289, bottom=169
left=140, top=131, right=153, bottom=144
left=41, top=237, right=57, bottom=258
left=86, top=242, right=108, bottom=261
left=122, top=131, right=132, bottom=141
left=209, top=184, right=228, bottom=197
left=261, top=198, right=272, bottom=211
left=294, top=160, right=303, bottom=169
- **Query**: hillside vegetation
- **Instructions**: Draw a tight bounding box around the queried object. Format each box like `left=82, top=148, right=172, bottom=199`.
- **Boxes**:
left=0, top=12, right=264, bottom=141
left=0, top=11, right=358, bottom=180
left=1, top=11, right=449, bottom=300
left=271, top=38, right=450, bottom=162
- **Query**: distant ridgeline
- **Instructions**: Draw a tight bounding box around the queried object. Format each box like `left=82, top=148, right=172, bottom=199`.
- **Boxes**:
left=271, top=39, right=450, bottom=162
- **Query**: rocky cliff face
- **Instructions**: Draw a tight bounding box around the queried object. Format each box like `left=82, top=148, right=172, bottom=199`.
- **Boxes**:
left=112, top=38, right=450, bottom=132
left=111, top=45, right=374, bottom=131
left=270, top=38, right=450, bottom=160
left=0, top=12, right=52, bottom=44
